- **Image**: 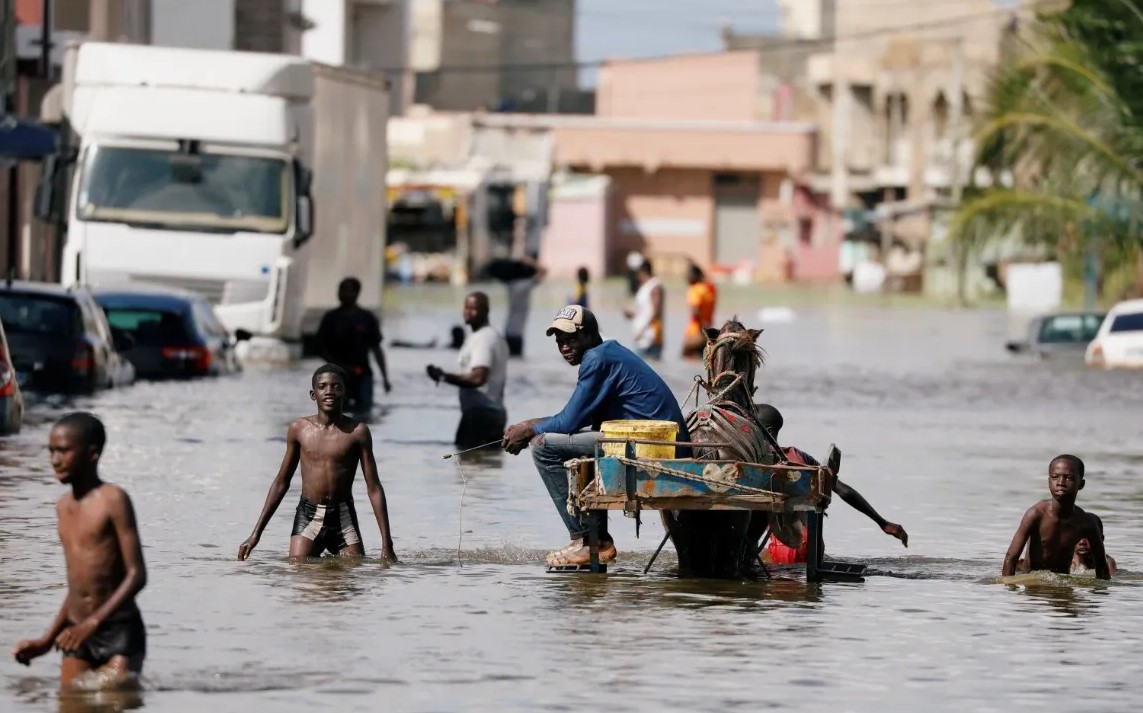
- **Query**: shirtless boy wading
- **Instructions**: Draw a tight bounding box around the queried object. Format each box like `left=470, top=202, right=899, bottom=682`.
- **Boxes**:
left=239, top=364, right=397, bottom=562
left=12, top=413, right=148, bottom=690
left=1002, top=454, right=1109, bottom=579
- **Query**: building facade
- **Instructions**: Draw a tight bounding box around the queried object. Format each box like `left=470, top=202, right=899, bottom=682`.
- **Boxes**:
left=409, top=0, right=581, bottom=113
left=724, top=0, right=1013, bottom=289
left=588, top=51, right=832, bottom=283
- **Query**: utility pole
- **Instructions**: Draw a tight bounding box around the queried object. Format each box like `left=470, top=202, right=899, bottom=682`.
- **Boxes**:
left=2, top=0, right=15, bottom=280
left=948, top=36, right=968, bottom=305
left=39, top=0, right=52, bottom=78
left=829, top=58, right=849, bottom=213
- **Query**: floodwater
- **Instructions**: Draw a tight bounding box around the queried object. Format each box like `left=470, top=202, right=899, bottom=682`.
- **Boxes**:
left=2, top=283, right=1142, bottom=713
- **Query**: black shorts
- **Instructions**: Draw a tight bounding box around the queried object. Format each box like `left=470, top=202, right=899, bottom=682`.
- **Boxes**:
left=64, top=608, right=146, bottom=668
left=291, top=496, right=363, bottom=554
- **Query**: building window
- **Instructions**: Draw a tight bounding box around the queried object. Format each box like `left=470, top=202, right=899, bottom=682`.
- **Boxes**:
left=798, top=217, right=813, bottom=247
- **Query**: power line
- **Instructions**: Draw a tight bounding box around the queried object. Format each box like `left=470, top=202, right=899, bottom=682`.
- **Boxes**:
left=383, top=1, right=1038, bottom=76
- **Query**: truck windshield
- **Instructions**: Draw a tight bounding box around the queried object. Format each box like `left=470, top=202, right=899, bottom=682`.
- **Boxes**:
left=77, top=146, right=291, bottom=234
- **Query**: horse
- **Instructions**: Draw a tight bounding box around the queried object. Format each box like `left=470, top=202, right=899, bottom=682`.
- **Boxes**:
left=661, top=318, right=801, bottom=578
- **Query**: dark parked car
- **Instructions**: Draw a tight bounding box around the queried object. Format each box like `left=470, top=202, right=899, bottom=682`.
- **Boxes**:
left=0, top=314, right=25, bottom=434
left=1005, top=311, right=1105, bottom=359
left=95, top=285, right=250, bottom=379
left=0, top=280, right=136, bottom=393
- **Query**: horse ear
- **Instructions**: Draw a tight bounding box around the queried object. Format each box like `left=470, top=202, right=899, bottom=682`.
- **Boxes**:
left=748, top=328, right=763, bottom=340
left=703, top=327, right=720, bottom=342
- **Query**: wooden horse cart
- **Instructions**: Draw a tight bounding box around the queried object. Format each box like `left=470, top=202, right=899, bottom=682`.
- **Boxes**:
left=563, top=437, right=865, bottom=582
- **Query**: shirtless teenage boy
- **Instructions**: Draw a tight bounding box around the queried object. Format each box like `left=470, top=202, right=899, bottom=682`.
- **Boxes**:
left=238, top=364, right=397, bottom=562
left=1002, top=454, right=1109, bottom=579
left=12, top=413, right=148, bottom=690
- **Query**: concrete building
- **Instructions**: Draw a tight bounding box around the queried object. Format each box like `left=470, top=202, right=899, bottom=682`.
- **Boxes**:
left=409, top=0, right=582, bottom=113
left=300, top=0, right=410, bottom=116
left=723, top=0, right=1013, bottom=290
left=590, top=51, right=831, bottom=283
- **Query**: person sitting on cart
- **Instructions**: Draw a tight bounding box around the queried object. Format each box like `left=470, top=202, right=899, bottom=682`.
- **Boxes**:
left=755, top=404, right=908, bottom=563
left=502, top=305, right=690, bottom=568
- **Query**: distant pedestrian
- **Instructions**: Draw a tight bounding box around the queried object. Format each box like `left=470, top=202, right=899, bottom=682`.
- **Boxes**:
left=624, top=259, right=664, bottom=360
left=426, top=292, right=509, bottom=451
left=625, top=251, right=644, bottom=297
left=683, top=262, right=717, bottom=359
left=484, top=253, right=547, bottom=358
left=315, top=277, right=392, bottom=413
left=569, top=266, right=590, bottom=309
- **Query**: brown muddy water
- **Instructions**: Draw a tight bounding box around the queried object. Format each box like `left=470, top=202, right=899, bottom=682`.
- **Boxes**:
left=2, top=282, right=1142, bottom=712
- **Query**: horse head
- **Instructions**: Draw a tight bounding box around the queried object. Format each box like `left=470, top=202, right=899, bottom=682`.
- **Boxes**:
left=701, top=318, right=764, bottom=410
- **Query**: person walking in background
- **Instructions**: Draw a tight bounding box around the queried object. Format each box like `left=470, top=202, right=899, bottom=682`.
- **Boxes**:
left=484, top=252, right=547, bottom=358
left=624, top=259, right=664, bottom=360
left=315, top=277, right=392, bottom=413
left=426, top=292, right=509, bottom=451
left=682, top=262, right=717, bottom=359
left=569, top=266, right=590, bottom=309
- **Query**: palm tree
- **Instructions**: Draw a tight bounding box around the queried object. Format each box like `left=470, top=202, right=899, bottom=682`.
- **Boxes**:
left=950, top=0, right=1143, bottom=306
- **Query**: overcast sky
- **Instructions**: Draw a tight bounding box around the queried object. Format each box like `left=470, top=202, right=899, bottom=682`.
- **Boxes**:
left=574, top=0, right=1022, bottom=85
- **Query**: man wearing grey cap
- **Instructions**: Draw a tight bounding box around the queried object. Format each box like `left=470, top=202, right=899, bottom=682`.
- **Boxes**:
left=502, top=305, right=689, bottom=568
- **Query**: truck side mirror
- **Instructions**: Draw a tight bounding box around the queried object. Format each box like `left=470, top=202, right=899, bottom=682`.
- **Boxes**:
left=294, top=194, right=314, bottom=248
left=34, top=154, right=59, bottom=220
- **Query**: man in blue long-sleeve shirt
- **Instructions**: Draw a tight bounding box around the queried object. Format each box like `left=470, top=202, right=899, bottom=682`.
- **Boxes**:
left=502, top=305, right=689, bottom=568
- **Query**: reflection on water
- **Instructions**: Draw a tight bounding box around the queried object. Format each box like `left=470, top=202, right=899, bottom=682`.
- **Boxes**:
left=3, top=288, right=1143, bottom=712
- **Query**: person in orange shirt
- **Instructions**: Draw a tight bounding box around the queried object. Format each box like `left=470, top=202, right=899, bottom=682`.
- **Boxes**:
left=683, top=263, right=717, bottom=358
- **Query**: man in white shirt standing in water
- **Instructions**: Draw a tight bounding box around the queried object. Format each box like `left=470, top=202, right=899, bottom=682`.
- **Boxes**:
left=427, top=292, right=509, bottom=451
left=625, top=259, right=665, bottom=360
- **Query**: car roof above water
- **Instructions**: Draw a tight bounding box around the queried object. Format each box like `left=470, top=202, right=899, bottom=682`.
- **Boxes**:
left=1107, top=298, right=1143, bottom=316
left=94, top=283, right=207, bottom=311
left=0, top=279, right=85, bottom=299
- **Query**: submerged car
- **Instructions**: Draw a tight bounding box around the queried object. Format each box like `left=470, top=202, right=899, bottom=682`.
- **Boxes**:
left=95, top=285, right=250, bottom=379
left=1086, top=298, right=1143, bottom=369
left=1006, top=312, right=1105, bottom=360
left=0, top=280, right=136, bottom=393
left=0, top=314, right=25, bottom=434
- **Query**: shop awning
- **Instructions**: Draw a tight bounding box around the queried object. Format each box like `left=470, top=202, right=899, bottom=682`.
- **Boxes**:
left=0, top=115, right=57, bottom=160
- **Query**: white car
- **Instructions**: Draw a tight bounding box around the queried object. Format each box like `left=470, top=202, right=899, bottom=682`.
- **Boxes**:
left=1085, top=298, right=1143, bottom=369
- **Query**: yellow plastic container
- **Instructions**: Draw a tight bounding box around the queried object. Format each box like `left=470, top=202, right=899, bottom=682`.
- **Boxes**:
left=600, top=420, right=679, bottom=459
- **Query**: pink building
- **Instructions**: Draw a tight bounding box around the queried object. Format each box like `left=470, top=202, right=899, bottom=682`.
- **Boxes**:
left=545, top=51, right=840, bottom=282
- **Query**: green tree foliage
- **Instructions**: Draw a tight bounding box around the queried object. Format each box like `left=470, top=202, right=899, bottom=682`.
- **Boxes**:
left=951, top=0, right=1143, bottom=298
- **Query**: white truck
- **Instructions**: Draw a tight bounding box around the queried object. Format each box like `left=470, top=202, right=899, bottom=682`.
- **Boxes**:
left=42, top=42, right=389, bottom=359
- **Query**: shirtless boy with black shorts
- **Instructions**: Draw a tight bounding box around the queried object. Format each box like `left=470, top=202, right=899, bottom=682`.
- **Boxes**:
left=238, top=364, right=397, bottom=562
left=12, top=413, right=148, bottom=690
left=1002, top=454, right=1109, bottom=579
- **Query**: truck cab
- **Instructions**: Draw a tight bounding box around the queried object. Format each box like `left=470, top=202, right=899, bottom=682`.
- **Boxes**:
left=49, top=43, right=317, bottom=343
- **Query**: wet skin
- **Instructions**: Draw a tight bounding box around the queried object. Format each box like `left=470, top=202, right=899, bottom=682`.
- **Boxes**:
left=238, top=373, right=397, bottom=563
left=1003, top=460, right=1109, bottom=579
left=11, top=424, right=147, bottom=689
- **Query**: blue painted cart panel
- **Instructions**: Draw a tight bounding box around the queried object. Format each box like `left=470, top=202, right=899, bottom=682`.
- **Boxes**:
left=594, top=456, right=816, bottom=501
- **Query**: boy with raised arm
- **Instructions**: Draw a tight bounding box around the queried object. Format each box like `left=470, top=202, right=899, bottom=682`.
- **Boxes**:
left=238, top=364, right=397, bottom=562
left=1003, top=454, right=1108, bottom=579
left=12, top=413, right=148, bottom=690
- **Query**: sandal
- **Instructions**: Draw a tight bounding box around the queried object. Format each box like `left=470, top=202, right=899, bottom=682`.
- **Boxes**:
left=546, top=541, right=617, bottom=567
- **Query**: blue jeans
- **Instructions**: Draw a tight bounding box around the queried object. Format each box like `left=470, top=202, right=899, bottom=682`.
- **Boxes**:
left=532, top=431, right=607, bottom=540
